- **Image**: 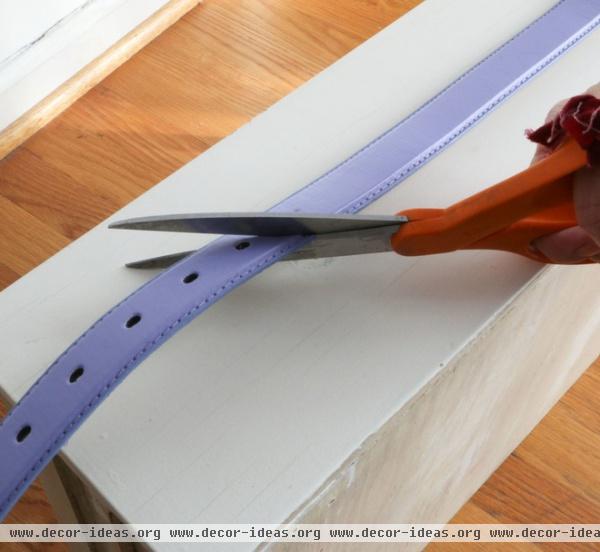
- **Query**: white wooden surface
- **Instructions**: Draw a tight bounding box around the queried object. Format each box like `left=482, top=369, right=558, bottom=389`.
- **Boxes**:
left=271, top=265, right=600, bottom=552
left=0, top=0, right=83, bottom=59
left=0, top=0, right=173, bottom=132
left=1, top=0, right=599, bottom=550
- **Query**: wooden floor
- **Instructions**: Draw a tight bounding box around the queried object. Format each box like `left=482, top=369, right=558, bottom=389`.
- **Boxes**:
left=1, top=1, right=599, bottom=550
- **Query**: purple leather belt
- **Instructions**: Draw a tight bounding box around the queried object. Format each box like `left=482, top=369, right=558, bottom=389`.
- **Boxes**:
left=1, top=0, right=599, bottom=521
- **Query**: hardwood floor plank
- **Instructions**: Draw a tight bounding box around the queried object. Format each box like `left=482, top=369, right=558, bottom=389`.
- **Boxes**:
left=0, top=196, right=69, bottom=277
left=1, top=147, right=119, bottom=241
left=0, top=263, right=20, bottom=291
left=23, top=86, right=206, bottom=198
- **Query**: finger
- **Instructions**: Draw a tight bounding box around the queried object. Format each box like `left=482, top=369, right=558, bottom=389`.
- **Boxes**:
left=574, top=165, right=600, bottom=245
left=533, top=225, right=600, bottom=263
left=586, top=83, right=600, bottom=97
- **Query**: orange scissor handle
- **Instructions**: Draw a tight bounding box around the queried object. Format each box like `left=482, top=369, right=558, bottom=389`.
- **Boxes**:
left=391, top=139, right=591, bottom=264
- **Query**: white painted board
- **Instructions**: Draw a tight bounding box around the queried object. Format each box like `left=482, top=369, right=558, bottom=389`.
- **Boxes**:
left=0, top=0, right=599, bottom=550
left=0, top=0, right=84, bottom=60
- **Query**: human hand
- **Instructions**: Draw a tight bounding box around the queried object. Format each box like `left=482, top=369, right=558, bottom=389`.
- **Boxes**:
left=530, top=84, right=600, bottom=263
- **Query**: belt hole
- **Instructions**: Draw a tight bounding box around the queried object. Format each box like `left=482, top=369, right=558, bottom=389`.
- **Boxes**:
left=16, top=425, right=31, bottom=443
left=183, top=272, right=199, bottom=284
left=69, top=366, right=84, bottom=384
left=125, top=314, right=142, bottom=328
left=235, top=241, right=251, bottom=251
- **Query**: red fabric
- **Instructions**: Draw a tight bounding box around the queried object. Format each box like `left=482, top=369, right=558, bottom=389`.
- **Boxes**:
left=526, top=94, right=600, bottom=166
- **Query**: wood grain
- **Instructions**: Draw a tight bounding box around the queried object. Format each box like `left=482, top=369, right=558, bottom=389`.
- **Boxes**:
left=0, top=0, right=201, bottom=160
left=0, top=1, right=598, bottom=551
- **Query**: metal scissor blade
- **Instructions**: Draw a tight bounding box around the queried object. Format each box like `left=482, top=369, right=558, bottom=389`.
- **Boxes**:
left=285, top=224, right=400, bottom=260
left=125, top=251, right=195, bottom=269
left=109, top=212, right=407, bottom=236
left=123, top=223, right=404, bottom=269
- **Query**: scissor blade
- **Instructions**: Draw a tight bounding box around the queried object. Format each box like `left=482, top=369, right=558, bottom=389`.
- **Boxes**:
left=123, top=223, right=404, bottom=269
left=109, top=212, right=407, bottom=236
left=125, top=251, right=195, bottom=269
left=286, top=224, right=400, bottom=260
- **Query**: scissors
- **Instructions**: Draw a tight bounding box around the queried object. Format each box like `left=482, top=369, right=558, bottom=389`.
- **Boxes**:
left=110, top=139, right=592, bottom=267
